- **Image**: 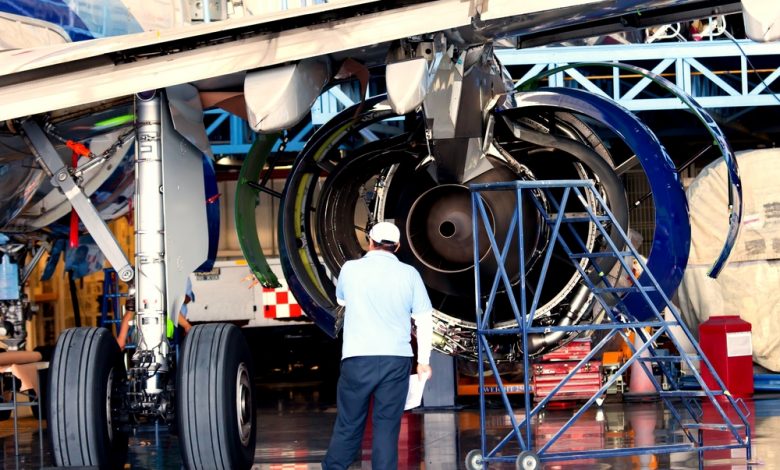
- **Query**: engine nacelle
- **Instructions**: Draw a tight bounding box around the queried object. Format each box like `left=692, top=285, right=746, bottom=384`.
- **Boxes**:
left=241, top=45, right=740, bottom=361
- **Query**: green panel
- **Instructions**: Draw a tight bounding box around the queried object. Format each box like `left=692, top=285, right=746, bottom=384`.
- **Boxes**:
left=235, top=133, right=282, bottom=288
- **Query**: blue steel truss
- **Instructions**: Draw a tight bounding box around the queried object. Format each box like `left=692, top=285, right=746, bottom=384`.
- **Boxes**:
left=468, top=179, right=751, bottom=467
left=497, top=39, right=780, bottom=111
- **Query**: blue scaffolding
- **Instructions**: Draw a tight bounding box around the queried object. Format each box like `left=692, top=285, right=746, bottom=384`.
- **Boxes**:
left=466, top=179, right=751, bottom=469
left=99, top=267, right=127, bottom=336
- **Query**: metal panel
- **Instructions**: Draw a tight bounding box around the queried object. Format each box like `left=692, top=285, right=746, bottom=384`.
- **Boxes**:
left=187, top=262, right=256, bottom=322
left=160, top=93, right=209, bottom=323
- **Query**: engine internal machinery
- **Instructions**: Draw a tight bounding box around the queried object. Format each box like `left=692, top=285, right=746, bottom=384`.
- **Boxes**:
left=276, top=43, right=690, bottom=362
left=0, top=298, right=30, bottom=350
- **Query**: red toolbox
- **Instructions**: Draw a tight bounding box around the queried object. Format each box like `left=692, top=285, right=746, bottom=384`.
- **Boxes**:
left=532, top=361, right=603, bottom=401
left=541, top=339, right=593, bottom=362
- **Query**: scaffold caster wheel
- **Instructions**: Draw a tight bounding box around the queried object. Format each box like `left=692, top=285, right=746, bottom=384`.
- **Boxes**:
left=465, top=449, right=485, bottom=470
left=516, top=451, right=541, bottom=470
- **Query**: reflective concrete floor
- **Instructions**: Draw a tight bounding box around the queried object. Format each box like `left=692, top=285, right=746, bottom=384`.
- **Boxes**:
left=3, top=385, right=780, bottom=469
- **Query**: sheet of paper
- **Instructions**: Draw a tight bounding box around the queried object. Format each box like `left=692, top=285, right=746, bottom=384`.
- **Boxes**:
left=405, top=374, right=427, bottom=410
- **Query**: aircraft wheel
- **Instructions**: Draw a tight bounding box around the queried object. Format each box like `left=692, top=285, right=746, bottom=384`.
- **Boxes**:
left=49, top=327, right=128, bottom=468
left=177, top=323, right=256, bottom=470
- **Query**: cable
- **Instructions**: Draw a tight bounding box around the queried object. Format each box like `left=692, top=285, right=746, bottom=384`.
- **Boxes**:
left=725, top=30, right=780, bottom=106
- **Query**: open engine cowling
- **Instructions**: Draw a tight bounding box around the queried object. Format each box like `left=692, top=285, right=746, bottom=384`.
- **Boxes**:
left=276, top=88, right=692, bottom=360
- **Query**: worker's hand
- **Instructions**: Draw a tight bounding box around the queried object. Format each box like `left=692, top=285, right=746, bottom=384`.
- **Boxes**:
left=417, top=363, right=432, bottom=381
left=178, top=313, right=192, bottom=334
left=117, top=337, right=126, bottom=351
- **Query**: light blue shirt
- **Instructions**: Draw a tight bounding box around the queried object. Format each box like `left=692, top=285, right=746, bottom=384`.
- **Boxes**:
left=336, top=250, right=432, bottom=360
left=181, top=277, right=194, bottom=317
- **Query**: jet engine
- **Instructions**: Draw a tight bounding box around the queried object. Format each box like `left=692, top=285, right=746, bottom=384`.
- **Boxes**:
left=279, top=101, right=620, bottom=360
left=266, top=43, right=727, bottom=362
left=239, top=40, right=739, bottom=361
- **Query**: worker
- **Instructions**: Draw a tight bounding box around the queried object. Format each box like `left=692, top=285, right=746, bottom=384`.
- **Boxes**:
left=322, top=221, right=433, bottom=470
left=116, top=277, right=193, bottom=350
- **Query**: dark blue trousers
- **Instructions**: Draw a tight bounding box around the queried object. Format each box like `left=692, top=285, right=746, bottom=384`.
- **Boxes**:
left=322, top=356, right=411, bottom=470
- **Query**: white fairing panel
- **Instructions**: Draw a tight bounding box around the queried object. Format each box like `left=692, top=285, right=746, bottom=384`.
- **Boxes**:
left=166, top=83, right=213, bottom=157
left=245, top=58, right=331, bottom=133
left=678, top=148, right=780, bottom=371
left=386, top=58, right=429, bottom=115
left=742, top=0, right=780, bottom=42
left=160, top=99, right=209, bottom=322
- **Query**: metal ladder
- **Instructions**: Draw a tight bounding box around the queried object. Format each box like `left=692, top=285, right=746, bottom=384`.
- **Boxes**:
left=99, top=267, right=126, bottom=337
left=467, top=179, right=751, bottom=469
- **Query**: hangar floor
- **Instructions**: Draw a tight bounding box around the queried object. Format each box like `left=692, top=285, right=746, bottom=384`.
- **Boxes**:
left=3, top=385, right=780, bottom=469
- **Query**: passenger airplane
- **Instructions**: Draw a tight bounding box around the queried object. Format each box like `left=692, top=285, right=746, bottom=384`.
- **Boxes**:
left=0, top=1, right=777, bottom=469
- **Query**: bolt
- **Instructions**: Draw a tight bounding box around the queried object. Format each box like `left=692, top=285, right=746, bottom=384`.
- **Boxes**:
left=119, top=268, right=135, bottom=282
left=57, top=171, right=68, bottom=182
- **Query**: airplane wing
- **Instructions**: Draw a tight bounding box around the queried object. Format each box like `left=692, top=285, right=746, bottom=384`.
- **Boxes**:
left=0, top=0, right=740, bottom=122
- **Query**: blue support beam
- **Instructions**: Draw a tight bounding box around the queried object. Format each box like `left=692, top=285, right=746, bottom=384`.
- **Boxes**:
left=496, top=40, right=780, bottom=111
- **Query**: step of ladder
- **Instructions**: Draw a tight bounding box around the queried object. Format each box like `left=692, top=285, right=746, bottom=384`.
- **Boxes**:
left=682, top=423, right=746, bottom=432
left=637, top=355, right=701, bottom=362
left=660, top=390, right=726, bottom=398
left=591, top=286, right=657, bottom=294
left=546, top=214, right=613, bottom=223
left=569, top=251, right=634, bottom=259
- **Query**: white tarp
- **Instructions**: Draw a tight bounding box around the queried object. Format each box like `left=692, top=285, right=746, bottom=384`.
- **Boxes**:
left=678, top=148, right=780, bottom=371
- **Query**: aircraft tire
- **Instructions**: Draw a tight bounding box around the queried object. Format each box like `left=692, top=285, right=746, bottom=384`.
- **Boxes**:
left=49, top=327, right=128, bottom=468
left=177, top=323, right=256, bottom=470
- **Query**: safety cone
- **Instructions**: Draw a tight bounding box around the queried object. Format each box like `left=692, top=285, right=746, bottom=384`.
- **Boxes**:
left=628, top=330, right=657, bottom=396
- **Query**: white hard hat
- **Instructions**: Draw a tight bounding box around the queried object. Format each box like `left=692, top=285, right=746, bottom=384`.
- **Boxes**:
left=369, top=222, right=401, bottom=244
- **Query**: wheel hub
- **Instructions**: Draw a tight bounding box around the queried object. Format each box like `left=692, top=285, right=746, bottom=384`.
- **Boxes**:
left=106, top=369, right=114, bottom=442
left=236, top=362, right=252, bottom=446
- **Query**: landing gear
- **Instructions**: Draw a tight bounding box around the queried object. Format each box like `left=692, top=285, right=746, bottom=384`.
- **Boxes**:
left=176, top=324, right=257, bottom=470
left=45, top=92, right=252, bottom=469
left=48, top=324, right=256, bottom=469
left=48, top=327, right=128, bottom=469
